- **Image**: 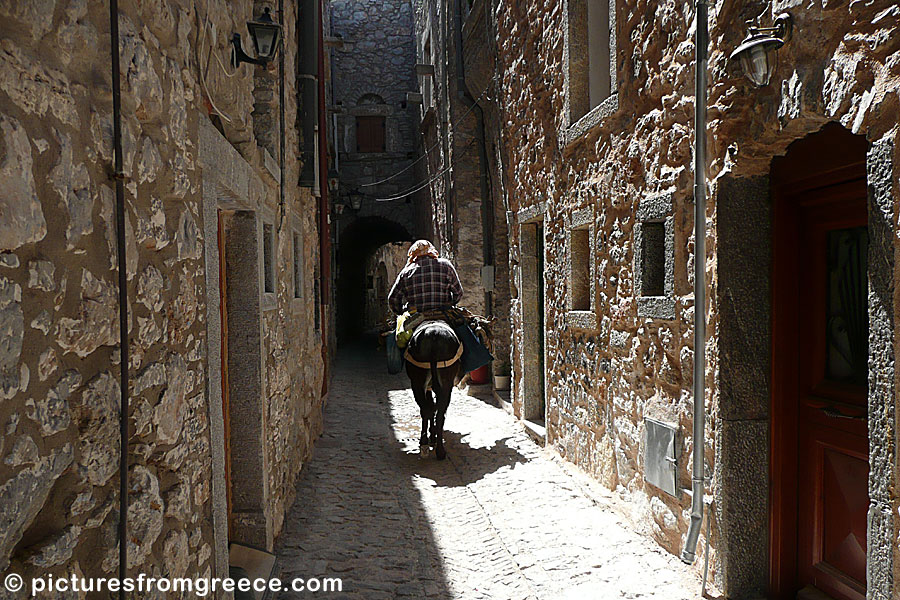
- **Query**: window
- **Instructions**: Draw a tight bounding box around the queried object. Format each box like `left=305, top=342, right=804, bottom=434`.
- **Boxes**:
left=565, top=207, right=596, bottom=329
left=564, top=0, right=616, bottom=136
left=313, top=265, right=321, bottom=331
left=263, top=223, right=275, bottom=294
left=356, top=116, right=385, bottom=153
left=423, top=36, right=433, bottom=108
left=293, top=231, right=303, bottom=299
left=570, top=227, right=591, bottom=311
left=635, top=194, right=675, bottom=319
left=586, top=0, right=611, bottom=112
left=638, top=222, right=665, bottom=297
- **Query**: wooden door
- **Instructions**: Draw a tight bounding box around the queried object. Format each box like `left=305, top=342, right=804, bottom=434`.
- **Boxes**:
left=218, top=211, right=234, bottom=539
left=795, top=183, right=868, bottom=600
left=770, top=124, right=869, bottom=600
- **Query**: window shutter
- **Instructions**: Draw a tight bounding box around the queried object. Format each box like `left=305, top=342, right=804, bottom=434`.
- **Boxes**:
left=356, top=116, right=386, bottom=153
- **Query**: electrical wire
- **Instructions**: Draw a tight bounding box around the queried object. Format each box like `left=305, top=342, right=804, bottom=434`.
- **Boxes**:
left=209, top=24, right=241, bottom=79
left=359, top=74, right=497, bottom=188
left=194, top=2, right=235, bottom=123
left=373, top=164, right=452, bottom=202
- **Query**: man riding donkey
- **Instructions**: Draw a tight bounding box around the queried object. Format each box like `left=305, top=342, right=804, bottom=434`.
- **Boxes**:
left=386, top=240, right=492, bottom=459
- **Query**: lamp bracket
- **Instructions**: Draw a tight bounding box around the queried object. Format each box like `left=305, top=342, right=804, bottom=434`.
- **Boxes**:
left=231, top=33, right=268, bottom=68
left=746, top=12, right=792, bottom=42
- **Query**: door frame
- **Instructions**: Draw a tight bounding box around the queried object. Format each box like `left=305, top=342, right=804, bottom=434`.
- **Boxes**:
left=518, top=204, right=547, bottom=426
left=769, top=126, right=870, bottom=598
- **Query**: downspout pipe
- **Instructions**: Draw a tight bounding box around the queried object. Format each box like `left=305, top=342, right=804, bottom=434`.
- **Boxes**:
left=454, top=0, right=494, bottom=317
left=317, top=0, right=331, bottom=390
left=278, top=0, right=286, bottom=230
left=681, top=0, right=708, bottom=565
left=108, top=0, right=130, bottom=594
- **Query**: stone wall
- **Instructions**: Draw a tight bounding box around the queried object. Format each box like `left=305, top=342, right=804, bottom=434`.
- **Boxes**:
left=363, top=242, right=411, bottom=332
left=414, top=0, right=504, bottom=335
left=330, top=0, right=419, bottom=225
left=0, top=0, right=328, bottom=588
left=492, top=0, right=900, bottom=594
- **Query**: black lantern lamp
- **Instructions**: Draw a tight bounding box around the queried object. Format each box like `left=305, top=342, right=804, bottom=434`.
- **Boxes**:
left=231, top=7, right=283, bottom=67
left=348, top=190, right=364, bottom=211
left=729, top=13, right=793, bottom=87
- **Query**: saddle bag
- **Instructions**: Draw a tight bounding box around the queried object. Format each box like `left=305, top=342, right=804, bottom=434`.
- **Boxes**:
left=386, top=330, right=404, bottom=374
left=451, top=322, right=493, bottom=374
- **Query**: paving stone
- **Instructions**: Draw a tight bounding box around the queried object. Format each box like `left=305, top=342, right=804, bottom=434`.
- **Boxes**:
left=274, top=348, right=703, bottom=599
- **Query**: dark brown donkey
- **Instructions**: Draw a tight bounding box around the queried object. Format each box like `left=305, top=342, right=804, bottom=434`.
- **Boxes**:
left=404, top=320, right=461, bottom=460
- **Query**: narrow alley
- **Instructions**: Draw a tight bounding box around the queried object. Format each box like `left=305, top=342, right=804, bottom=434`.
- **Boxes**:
left=275, top=346, right=703, bottom=599
left=2, top=0, right=898, bottom=598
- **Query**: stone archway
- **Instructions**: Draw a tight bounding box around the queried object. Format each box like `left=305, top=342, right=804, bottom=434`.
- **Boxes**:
left=336, top=216, right=413, bottom=342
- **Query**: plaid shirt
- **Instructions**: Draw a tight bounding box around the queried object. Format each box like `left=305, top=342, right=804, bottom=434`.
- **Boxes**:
left=388, top=256, right=464, bottom=315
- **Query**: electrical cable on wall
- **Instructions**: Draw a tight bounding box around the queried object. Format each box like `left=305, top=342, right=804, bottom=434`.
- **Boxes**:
left=371, top=136, right=477, bottom=202
left=194, top=2, right=235, bottom=123
left=373, top=164, right=452, bottom=202
left=359, top=74, right=497, bottom=188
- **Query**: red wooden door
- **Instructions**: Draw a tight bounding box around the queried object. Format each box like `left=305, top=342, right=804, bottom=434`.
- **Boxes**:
left=795, top=182, right=868, bottom=600
left=770, top=124, right=869, bottom=600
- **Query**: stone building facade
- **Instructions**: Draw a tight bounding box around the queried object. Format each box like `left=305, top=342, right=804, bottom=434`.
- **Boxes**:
left=432, top=0, right=899, bottom=598
left=0, top=0, right=331, bottom=589
left=413, top=0, right=512, bottom=374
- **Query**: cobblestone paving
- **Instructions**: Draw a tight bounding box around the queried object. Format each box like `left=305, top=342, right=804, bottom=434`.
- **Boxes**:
left=275, top=349, right=703, bottom=599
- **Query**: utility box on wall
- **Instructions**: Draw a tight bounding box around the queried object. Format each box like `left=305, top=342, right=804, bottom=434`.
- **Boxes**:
left=644, top=417, right=678, bottom=497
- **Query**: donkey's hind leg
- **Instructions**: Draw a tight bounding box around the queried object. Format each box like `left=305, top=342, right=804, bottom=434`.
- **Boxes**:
left=407, top=365, right=434, bottom=454
left=433, top=364, right=459, bottom=460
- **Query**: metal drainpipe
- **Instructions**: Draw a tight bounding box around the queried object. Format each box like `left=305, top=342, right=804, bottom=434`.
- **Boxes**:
left=108, top=0, right=129, bottom=594
left=317, top=0, right=332, bottom=387
left=681, top=0, right=708, bottom=565
left=454, top=0, right=494, bottom=318
left=278, top=0, right=286, bottom=231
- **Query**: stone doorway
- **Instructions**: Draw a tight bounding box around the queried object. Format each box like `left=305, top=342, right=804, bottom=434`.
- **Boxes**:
left=217, top=210, right=270, bottom=549
left=520, top=220, right=546, bottom=426
left=770, top=124, right=870, bottom=600
left=715, top=124, right=896, bottom=600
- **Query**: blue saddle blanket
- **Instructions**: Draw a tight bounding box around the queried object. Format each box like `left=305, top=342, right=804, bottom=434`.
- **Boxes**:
left=386, top=322, right=491, bottom=375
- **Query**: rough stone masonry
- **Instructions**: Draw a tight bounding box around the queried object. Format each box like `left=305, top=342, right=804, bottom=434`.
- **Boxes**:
left=0, top=0, right=328, bottom=590
left=489, top=0, right=900, bottom=595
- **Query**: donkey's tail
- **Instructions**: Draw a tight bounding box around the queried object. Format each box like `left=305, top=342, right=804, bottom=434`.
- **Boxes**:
left=430, top=361, right=442, bottom=397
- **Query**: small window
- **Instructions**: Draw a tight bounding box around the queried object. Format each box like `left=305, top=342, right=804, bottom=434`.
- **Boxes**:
left=565, top=0, right=615, bottom=126
left=263, top=223, right=275, bottom=294
left=635, top=194, right=675, bottom=320
left=292, top=232, right=303, bottom=299
left=570, top=227, right=591, bottom=311
left=356, top=116, right=386, bottom=153
left=638, top=222, right=665, bottom=297
left=586, top=0, right=611, bottom=111
left=313, top=265, right=321, bottom=331
left=423, top=37, right=433, bottom=107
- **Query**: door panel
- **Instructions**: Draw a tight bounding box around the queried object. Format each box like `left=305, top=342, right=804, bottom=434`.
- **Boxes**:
left=794, top=184, right=868, bottom=600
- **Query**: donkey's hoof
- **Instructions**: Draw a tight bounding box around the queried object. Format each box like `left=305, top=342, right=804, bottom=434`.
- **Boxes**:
left=419, top=444, right=430, bottom=457
left=435, top=447, right=447, bottom=460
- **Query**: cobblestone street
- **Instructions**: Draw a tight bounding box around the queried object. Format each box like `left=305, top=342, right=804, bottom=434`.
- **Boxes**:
left=275, top=348, right=703, bottom=599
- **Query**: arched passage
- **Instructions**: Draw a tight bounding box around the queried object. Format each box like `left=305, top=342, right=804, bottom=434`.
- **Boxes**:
left=337, top=216, right=412, bottom=342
